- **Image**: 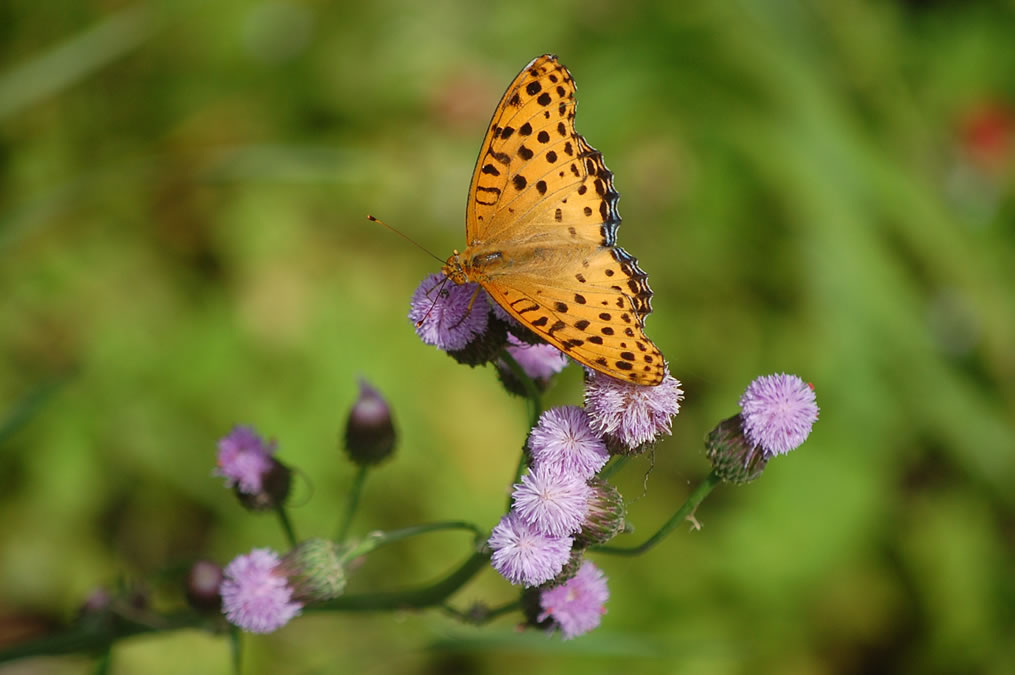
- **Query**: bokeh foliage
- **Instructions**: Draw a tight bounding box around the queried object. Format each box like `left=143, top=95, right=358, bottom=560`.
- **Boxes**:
left=2, top=1, right=1014, bottom=673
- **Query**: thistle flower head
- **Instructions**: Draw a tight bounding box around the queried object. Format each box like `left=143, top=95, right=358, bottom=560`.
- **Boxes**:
left=538, top=560, right=609, bottom=639
left=527, top=406, right=608, bottom=479
left=214, top=425, right=276, bottom=494
left=504, top=334, right=569, bottom=381
left=220, top=549, right=302, bottom=634
left=488, top=512, right=573, bottom=587
left=511, top=463, right=592, bottom=537
left=409, top=274, right=489, bottom=352
left=584, top=367, right=683, bottom=452
left=739, top=374, right=818, bottom=456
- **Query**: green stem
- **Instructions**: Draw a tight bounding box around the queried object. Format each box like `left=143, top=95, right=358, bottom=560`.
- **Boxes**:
left=594, top=470, right=722, bottom=556
left=337, top=465, right=369, bottom=542
left=92, top=646, right=111, bottom=675
left=275, top=506, right=298, bottom=548
left=440, top=598, right=521, bottom=625
left=316, top=551, right=490, bottom=611
left=361, top=521, right=484, bottom=550
left=229, top=625, right=241, bottom=675
left=498, top=349, right=541, bottom=429
left=0, top=610, right=215, bottom=664
left=483, top=599, right=522, bottom=622
left=497, top=348, right=542, bottom=510
left=0, top=523, right=489, bottom=664
left=506, top=449, right=527, bottom=511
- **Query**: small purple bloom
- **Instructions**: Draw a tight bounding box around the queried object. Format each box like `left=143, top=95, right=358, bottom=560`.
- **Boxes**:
left=215, top=426, right=276, bottom=494
left=504, top=334, right=569, bottom=381
left=511, top=463, right=591, bottom=537
left=488, top=512, right=573, bottom=587
left=584, top=367, right=684, bottom=450
left=538, top=560, right=609, bottom=639
left=739, top=374, right=818, bottom=456
left=409, top=273, right=489, bottom=351
left=220, top=548, right=303, bottom=634
left=528, top=406, right=608, bottom=479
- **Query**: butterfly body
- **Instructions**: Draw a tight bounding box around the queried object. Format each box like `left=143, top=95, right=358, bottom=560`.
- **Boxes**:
left=445, top=54, right=666, bottom=386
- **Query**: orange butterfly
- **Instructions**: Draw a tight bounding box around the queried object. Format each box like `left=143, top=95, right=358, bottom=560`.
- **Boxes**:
left=442, top=55, right=665, bottom=385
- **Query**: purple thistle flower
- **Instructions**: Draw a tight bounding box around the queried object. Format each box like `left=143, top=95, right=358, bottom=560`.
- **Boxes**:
left=409, top=273, right=489, bottom=352
left=489, top=512, right=574, bottom=587
left=511, top=463, right=592, bottom=537
left=214, top=426, right=276, bottom=494
left=538, top=560, right=609, bottom=639
left=739, top=373, right=819, bottom=456
left=584, top=367, right=684, bottom=451
left=528, top=406, right=608, bottom=479
left=220, top=549, right=302, bottom=634
left=504, top=334, right=569, bottom=381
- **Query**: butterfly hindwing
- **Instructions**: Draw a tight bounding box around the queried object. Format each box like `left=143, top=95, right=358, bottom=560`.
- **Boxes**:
left=482, top=246, right=664, bottom=385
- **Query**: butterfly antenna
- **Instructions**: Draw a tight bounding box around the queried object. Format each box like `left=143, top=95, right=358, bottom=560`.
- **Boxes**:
left=416, top=275, right=451, bottom=328
left=367, top=215, right=445, bottom=264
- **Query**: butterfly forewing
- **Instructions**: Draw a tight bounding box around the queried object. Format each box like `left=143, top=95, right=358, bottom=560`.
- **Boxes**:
left=458, top=54, right=666, bottom=385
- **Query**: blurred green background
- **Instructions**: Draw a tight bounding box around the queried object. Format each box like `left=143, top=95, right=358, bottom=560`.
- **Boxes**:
left=2, top=0, right=1014, bottom=673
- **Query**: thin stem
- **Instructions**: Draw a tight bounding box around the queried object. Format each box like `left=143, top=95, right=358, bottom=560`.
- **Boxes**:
left=506, top=449, right=526, bottom=511
left=92, top=647, right=111, bottom=675
left=316, top=551, right=490, bottom=612
left=483, top=599, right=522, bottom=622
left=594, top=470, right=722, bottom=556
left=498, top=349, right=541, bottom=429
left=337, top=465, right=369, bottom=542
left=440, top=598, right=521, bottom=625
left=497, top=348, right=542, bottom=510
left=364, top=521, right=484, bottom=549
left=275, top=506, right=298, bottom=548
left=229, top=625, right=242, bottom=675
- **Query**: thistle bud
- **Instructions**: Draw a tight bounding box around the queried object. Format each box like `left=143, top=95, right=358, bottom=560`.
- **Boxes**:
left=343, top=380, right=396, bottom=466
left=575, top=479, right=625, bottom=547
left=279, top=538, right=348, bottom=602
left=541, top=548, right=586, bottom=589
left=705, top=414, right=769, bottom=484
left=235, top=458, right=292, bottom=511
left=186, top=560, right=224, bottom=611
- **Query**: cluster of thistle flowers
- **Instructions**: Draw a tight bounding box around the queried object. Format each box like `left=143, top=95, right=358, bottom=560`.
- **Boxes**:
left=411, top=274, right=819, bottom=638
left=209, top=382, right=395, bottom=633
left=205, top=276, right=818, bottom=638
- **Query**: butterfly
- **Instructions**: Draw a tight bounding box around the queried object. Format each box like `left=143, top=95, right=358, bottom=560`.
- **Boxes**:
left=442, top=54, right=665, bottom=385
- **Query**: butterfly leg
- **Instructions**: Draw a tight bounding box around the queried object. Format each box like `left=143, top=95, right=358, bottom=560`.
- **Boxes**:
left=448, top=285, right=484, bottom=330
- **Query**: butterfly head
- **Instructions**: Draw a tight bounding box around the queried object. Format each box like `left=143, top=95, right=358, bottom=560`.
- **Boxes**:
left=442, top=249, right=470, bottom=285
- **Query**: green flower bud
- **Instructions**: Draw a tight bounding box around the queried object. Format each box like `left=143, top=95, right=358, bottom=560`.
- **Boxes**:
left=705, top=414, right=769, bottom=484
